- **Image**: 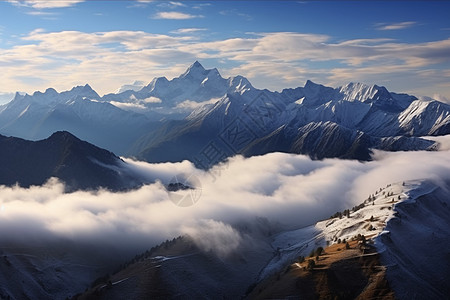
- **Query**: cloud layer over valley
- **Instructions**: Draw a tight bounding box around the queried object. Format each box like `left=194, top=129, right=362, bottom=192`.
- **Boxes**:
left=1, top=144, right=450, bottom=256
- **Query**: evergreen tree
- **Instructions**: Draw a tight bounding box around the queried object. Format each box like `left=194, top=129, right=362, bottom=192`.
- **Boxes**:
left=307, top=259, right=315, bottom=270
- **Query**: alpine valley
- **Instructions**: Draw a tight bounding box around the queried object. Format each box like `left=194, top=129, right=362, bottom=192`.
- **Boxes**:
left=1, top=62, right=450, bottom=300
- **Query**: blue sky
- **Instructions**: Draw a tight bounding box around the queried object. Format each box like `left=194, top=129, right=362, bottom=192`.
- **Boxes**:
left=0, top=0, right=450, bottom=103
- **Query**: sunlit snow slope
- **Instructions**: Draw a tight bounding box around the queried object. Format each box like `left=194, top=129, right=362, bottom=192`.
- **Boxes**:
left=258, top=179, right=450, bottom=300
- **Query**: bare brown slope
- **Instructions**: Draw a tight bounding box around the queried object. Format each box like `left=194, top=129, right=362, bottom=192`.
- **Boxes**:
left=247, top=240, right=396, bottom=300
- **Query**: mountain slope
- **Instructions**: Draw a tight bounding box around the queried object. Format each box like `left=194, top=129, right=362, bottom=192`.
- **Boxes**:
left=0, top=240, right=117, bottom=300
left=0, top=131, right=140, bottom=191
left=246, top=241, right=395, bottom=300
left=252, top=180, right=450, bottom=300
left=378, top=181, right=450, bottom=299
left=74, top=221, right=276, bottom=300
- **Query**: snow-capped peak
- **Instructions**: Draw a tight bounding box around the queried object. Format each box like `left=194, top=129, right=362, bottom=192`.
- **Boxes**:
left=141, top=76, right=169, bottom=93
left=62, top=84, right=100, bottom=100
left=339, top=82, right=389, bottom=103
left=69, top=84, right=94, bottom=94
left=12, top=84, right=100, bottom=107
left=179, top=61, right=207, bottom=79
left=300, top=80, right=336, bottom=107
left=32, top=87, right=58, bottom=97
left=227, top=75, right=253, bottom=94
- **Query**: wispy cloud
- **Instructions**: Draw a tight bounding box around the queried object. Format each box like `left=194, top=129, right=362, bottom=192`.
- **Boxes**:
left=432, top=93, right=450, bottom=104
left=192, top=3, right=211, bottom=10
left=375, top=21, right=417, bottom=30
left=127, top=0, right=154, bottom=8
left=153, top=11, right=203, bottom=20
left=175, top=97, right=220, bottom=110
left=25, top=10, right=57, bottom=16
left=157, top=1, right=186, bottom=8
left=8, top=0, right=85, bottom=9
left=171, top=28, right=207, bottom=34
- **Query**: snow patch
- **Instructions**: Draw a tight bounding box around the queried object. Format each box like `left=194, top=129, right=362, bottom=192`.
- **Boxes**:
left=18, top=104, right=30, bottom=118
left=295, top=97, right=305, bottom=105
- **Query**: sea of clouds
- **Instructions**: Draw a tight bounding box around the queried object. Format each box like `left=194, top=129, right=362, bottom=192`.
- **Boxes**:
left=1, top=142, right=450, bottom=257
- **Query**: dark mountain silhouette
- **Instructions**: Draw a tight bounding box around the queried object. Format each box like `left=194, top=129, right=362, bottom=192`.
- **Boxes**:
left=0, top=131, right=139, bottom=191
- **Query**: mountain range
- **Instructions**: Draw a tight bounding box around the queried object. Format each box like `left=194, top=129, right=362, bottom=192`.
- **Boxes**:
left=1, top=61, right=449, bottom=167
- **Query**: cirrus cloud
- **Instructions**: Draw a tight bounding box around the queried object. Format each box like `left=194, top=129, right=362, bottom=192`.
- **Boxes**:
left=153, top=11, right=203, bottom=20
left=375, top=21, right=417, bottom=31
left=8, top=0, right=85, bottom=9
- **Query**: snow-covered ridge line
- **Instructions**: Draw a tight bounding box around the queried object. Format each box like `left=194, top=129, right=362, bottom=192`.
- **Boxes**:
left=317, top=181, right=411, bottom=245
left=376, top=179, right=450, bottom=299
left=258, top=180, right=424, bottom=281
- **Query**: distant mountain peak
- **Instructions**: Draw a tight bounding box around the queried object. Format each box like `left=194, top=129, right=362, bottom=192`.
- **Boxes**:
left=304, top=80, right=320, bottom=88
left=65, top=84, right=100, bottom=99
left=303, top=80, right=332, bottom=95
left=228, top=75, right=253, bottom=93
left=45, top=87, right=58, bottom=94
left=13, top=91, right=25, bottom=100
left=191, top=60, right=204, bottom=69
left=48, top=130, right=80, bottom=141
left=180, top=61, right=207, bottom=79
left=32, top=88, right=57, bottom=97
left=69, top=84, right=94, bottom=93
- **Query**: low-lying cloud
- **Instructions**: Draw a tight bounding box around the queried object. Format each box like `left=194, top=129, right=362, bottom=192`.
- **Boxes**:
left=1, top=143, right=450, bottom=257
left=182, top=219, right=242, bottom=258
left=175, top=98, right=220, bottom=110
